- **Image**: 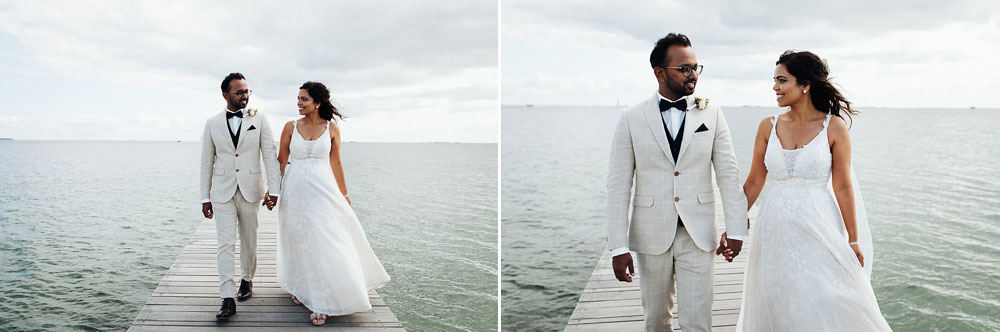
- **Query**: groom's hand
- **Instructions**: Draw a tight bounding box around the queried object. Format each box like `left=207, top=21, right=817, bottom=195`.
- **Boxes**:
left=202, top=202, right=213, bottom=219
left=611, top=253, right=635, bottom=283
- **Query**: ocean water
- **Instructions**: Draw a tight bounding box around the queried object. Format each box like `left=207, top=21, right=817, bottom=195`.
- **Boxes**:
left=501, top=105, right=1000, bottom=331
left=0, top=141, right=497, bottom=331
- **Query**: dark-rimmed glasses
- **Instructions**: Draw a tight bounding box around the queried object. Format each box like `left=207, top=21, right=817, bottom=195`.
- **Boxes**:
left=229, top=89, right=253, bottom=97
left=659, top=65, right=703, bottom=77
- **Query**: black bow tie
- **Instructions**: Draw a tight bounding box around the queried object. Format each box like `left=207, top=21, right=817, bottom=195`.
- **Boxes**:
left=226, top=111, right=244, bottom=119
left=659, top=98, right=687, bottom=112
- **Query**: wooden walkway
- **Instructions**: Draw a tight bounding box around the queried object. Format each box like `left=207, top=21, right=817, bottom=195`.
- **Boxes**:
left=128, top=209, right=404, bottom=331
left=565, top=231, right=750, bottom=332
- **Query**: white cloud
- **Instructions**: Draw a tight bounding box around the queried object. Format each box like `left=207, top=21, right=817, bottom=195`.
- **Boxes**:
left=501, top=0, right=1000, bottom=108
left=0, top=0, right=498, bottom=142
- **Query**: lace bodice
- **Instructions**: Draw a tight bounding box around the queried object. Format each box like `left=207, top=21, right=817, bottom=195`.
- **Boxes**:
left=763, top=114, right=832, bottom=187
left=289, top=120, right=331, bottom=161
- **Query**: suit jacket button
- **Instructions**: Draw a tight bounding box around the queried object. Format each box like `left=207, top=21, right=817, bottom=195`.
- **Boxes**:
left=235, top=154, right=239, bottom=157
left=674, top=171, right=680, bottom=176
left=236, top=168, right=239, bottom=172
left=674, top=197, right=680, bottom=202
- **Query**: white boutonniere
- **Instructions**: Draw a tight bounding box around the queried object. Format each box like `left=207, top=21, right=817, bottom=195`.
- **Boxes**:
left=247, top=108, right=259, bottom=117
left=694, top=97, right=709, bottom=110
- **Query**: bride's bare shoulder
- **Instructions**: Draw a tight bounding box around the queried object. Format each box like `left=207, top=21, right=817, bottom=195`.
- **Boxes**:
left=756, top=116, right=774, bottom=138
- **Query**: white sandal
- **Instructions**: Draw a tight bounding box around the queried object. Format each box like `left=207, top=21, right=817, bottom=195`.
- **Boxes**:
left=310, top=312, right=327, bottom=326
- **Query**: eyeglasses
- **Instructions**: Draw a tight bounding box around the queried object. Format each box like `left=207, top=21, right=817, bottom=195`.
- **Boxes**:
left=229, top=89, right=253, bottom=97
left=659, top=65, right=703, bottom=77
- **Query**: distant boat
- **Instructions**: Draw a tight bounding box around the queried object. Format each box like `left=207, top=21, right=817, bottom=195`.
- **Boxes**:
left=0, top=138, right=12, bottom=140
left=526, top=104, right=534, bottom=107
left=970, top=106, right=976, bottom=109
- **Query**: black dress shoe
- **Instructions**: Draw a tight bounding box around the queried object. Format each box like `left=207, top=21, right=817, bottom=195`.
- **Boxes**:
left=236, top=279, right=253, bottom=302
left=216, top=298, right=236, bottom=320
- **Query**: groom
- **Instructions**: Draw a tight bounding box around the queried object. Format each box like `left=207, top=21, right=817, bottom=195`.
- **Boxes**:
left=200, top=72, right=281, bottom=319
left=606, top=33, right=748, bottom=332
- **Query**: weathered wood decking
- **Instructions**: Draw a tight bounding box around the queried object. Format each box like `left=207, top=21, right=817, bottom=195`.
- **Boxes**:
left=565, top=233, right=750, bottom=332
left=128, top=210, right=404, bottom=331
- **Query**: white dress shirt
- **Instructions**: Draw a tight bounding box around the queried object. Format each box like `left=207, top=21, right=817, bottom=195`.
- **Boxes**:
left=611, top=93, right=742, bottom=257
left=226, top=108, right=244, bottom=136
left=657, top=92, right=693, bottom=140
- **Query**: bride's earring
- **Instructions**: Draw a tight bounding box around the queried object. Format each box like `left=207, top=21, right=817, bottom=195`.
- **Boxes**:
left=803, top=89, right=807, bottom=93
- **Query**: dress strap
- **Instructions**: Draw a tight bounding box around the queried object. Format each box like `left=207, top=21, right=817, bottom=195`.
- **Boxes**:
left=292, top=120, right=297, bottom=130
left=822, top=114, right=832, bottom=131
left=770, top=114, right=779, bottom=136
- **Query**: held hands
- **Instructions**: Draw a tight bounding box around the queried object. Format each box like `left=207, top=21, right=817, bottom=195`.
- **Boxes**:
left=611, top=253, right=635, bottom=283
left=262, top=193, right=278, bottom=210
left=716, top=232, right=743, bottom=262
left=202, top=202, right=213, bottom=219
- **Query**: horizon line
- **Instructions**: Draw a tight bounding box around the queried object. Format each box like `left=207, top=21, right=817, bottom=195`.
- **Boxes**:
left=0, top=139, right=497, bottom=144
left=501, top=104, right=999, bottom=110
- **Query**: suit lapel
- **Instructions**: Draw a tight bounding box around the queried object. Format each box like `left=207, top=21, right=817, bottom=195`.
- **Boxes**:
left=214, top=112, right=235, bottom=152
left=676, top=95, right=698, bottom=163
left=235, top=114, right=253, bottom=151
left=643, top=94, right=676, bottom=166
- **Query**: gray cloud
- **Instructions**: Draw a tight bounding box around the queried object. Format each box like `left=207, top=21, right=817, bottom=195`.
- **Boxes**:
left=0, top=0, right=497, bottom=142
left=502, top=0, right=1000, bottom=107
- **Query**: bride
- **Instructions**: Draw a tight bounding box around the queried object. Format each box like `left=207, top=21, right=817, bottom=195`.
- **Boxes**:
left=722, top=51, right=892, bottom=331
left=275, top=81, right=390, bottom=326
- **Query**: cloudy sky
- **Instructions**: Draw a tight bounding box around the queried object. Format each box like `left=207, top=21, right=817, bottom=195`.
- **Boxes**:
left=502, top=0, right=1000, bottom=108
left=0, top=1, right=497, bottom=142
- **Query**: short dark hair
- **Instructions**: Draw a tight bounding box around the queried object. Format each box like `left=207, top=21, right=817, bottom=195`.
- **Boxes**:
left=221, top=72, right=246, bottom=92
left=649, top=33, right=692, bottom=68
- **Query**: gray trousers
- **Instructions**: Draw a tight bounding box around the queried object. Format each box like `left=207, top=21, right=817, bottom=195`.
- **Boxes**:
left=637, top=226, right=715, bottom=332
left=213, top=187, right=259, bottom=298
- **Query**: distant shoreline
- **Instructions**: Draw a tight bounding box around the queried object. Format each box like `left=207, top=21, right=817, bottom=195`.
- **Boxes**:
left=0, top=140, right=497, bottom=144
left=501, top=104, right=1000, bottom=110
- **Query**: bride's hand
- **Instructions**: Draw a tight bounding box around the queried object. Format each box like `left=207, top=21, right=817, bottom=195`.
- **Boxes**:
left=851, top=244, right=864, bottom=267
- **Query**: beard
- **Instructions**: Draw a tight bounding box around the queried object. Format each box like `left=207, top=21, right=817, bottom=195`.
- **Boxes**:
left=230, top=98, right=248, bottom=110
left=666, top=77, right=696, bottom=97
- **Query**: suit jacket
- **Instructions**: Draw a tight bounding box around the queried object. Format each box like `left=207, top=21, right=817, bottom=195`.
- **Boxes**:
left=607, top=94, right=748, bottom=254
left=200, top=110, right=281, bottom=203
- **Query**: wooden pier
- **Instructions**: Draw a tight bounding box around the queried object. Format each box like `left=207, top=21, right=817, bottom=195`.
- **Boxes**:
left=565, top=231, right=750, bottom=331
left=128, top=210, right=405, bottom=331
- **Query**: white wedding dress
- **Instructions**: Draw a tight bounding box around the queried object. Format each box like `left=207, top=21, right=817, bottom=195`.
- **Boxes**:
left=277, top=120, right=390, bottom=315
left=735, top=114, right=891, bottom=331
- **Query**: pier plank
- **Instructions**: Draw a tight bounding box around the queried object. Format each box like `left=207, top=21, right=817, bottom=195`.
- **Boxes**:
left=128, top=211, right=404, bottom=331
left=565, top=229, right=751, bottom=332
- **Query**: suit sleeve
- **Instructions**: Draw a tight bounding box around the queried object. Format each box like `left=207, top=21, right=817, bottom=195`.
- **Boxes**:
left=259, top=114, right=282, bottom=196
left=606, top=110, right=636, bottom=250
left=200, top=120, right=216, bottom=202
left=711, top=107, right=749, bottom=237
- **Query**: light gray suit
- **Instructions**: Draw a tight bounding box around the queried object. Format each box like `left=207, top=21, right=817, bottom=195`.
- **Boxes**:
left=200, top=109, right=281, bottom=298
left=607, top=94, right=748, bottom=331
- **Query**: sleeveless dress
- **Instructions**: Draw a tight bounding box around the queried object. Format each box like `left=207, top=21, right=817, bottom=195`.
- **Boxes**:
left=277, top=120, right=390, bottom=315
left=734, top=114, right=892, bottom=331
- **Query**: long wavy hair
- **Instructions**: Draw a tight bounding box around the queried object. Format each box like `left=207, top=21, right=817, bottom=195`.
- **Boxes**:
left=776, top=50, right=857, bottom=124
left=299, top=81, right=343, bottom=121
